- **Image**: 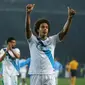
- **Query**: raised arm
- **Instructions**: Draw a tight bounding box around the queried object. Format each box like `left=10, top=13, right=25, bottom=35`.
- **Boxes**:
left=59, top=7, right=76, bottom=40
left=25, top=4, right=35, bottom=39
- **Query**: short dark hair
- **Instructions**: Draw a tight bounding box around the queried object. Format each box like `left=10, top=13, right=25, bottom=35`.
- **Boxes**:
left=7, top=37, right=16, bottom=44
left=34, top=18, right=50, bottom=35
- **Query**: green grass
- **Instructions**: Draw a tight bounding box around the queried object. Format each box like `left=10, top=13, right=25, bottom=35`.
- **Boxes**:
left=58, top=78, right=85, bottom=85
left=0, top=77, right=85, bottom=85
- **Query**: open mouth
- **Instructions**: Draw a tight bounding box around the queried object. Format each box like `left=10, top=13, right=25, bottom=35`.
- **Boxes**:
left=43, top=31, right=47, bottom=34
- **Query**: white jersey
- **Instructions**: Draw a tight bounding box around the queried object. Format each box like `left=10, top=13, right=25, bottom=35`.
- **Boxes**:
left=19, top=59, right=27, bottom=73
left=27, top=34, right=61, bottom=74
left=0, top=48, right=20, bottom=76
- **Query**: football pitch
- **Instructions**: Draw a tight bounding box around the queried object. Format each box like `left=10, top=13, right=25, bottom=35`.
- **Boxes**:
left=0, top=78, right=85, bottom=85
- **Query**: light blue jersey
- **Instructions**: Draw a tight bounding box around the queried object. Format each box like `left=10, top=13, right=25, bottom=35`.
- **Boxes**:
left=19, top=58, right=30, bottom=68
left=54, top=61, right=63, bottom=72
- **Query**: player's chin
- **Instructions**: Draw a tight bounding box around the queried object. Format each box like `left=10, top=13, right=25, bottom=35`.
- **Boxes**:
left=43, top=34, right=48, bottom=37
left=43, top=32, right=48, bottom=35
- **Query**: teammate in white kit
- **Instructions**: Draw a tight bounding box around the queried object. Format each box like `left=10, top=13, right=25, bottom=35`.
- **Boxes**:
left=0, top=37, right=20, bottom=85
left=19, top=58, right=28, bottom=85
left=25, top=4, right=76, bottom=85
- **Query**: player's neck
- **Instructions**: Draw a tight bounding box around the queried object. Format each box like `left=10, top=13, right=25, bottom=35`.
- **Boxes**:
left=39, top=36, right=47, bottom=40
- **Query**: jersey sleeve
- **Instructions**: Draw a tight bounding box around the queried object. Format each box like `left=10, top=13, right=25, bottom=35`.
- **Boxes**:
left=49, top=33, right=61, bottom=46
left=27, top=33, right=37, bottom=46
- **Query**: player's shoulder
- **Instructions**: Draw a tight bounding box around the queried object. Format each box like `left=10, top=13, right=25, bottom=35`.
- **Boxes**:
left=0, top=48, right=7, bottom=56
left=0, top=47, right=7, bottom=52
left=27, top=33, right=37, bottom=41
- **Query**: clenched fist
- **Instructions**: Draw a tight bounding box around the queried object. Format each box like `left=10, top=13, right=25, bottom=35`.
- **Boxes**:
left=68, top=7, right=76, bottom=18
left=26, top=4, right=35, bottom=13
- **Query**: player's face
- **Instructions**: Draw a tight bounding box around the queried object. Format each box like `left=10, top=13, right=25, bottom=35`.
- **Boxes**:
left=10, top=40, right=16, bottom=48
left=38, top=23, right=49, bottom=38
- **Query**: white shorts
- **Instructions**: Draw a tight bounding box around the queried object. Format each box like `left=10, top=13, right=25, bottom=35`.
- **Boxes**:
left=3, top=72, right=17, bottom=85
left=54, top=70, right=59, bottom=78
left=20, top=72, right=26, bottom=79
left=30, top=74, right=56, bottom=85
left=65, top=71, right=70, bottom=78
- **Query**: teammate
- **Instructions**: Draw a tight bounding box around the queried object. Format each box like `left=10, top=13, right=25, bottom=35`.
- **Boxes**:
left=65, top=62, right=71, bottom=85
left=54, top=57, right=63, bottom=85
left=65, top=62, right=71, bottom=78
left=0, top=37, right=20, bottom=85
left=25, top=4, right=76, bottom=85
left=19, top=58, right=30, bottom=85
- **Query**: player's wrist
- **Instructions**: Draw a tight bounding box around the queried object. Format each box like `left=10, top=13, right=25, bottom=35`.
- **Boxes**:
left=68, top=13, right=75, bottom=19
left=68, top=15, right=73, bottom=21
left=26, top=9, right=31, bottom=14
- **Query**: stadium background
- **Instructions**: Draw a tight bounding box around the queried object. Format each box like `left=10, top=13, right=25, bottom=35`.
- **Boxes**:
left=0, top=0, right=85, bottom=77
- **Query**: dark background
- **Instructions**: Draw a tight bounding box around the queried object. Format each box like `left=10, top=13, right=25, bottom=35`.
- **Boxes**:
left=0, top=0, right=85, bottom=64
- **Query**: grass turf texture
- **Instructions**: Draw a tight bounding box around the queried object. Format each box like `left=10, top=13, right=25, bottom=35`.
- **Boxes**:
left=0, top=78, right=85, bottom=85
